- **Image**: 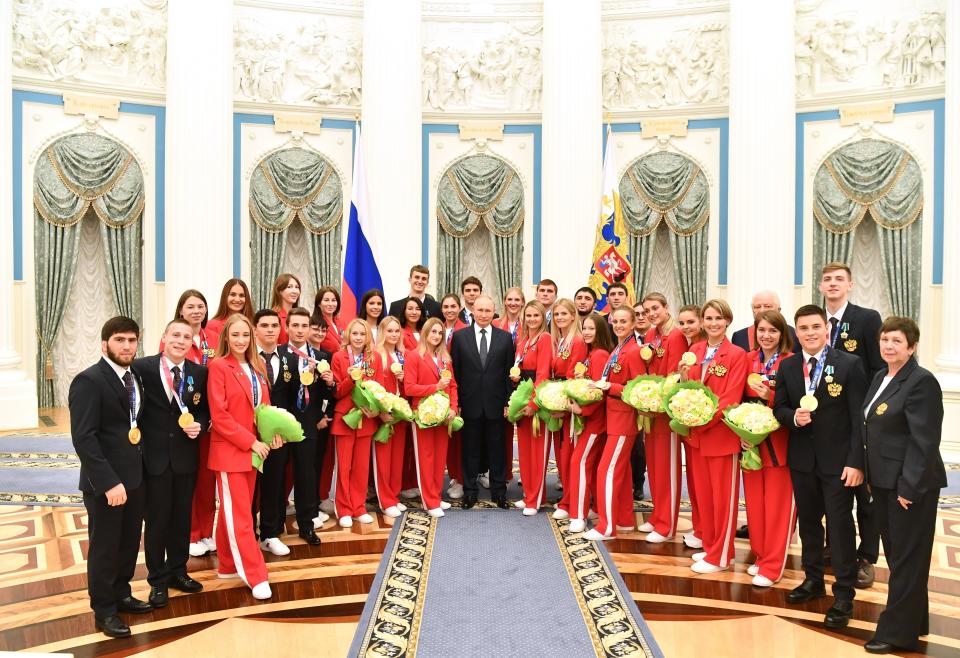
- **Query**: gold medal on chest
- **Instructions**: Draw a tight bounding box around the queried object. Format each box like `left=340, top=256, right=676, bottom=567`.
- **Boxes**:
left=178, top=412, right=194, bottom=428
left=827, top=382, right=843, bottom=397
left=875, top=402, right=888, bottom=415
left=612, top=362, right=622, bottom=374
left=300, top=370, right=315, bottom=386
left=204, top=348, right=216, bottom=358
left=639, top=346, right=653, bottom=361
left=711, top=364, right=727, bottom=377
left=193, top=392, right=201, bottom=405
left=655, top=347, right=665, bottom=358
left=844, top=339, right=858, bottom=352
left=573, top=362, right=587, bottom=378
left=128, top=427, right=141, bottom=444
left=440, top=369, right=452, bottom=380
left=365, top=367, right=375, bottom=377
left=560, top=350, right=570, bottom=360
left=824, top=375, right=834, bottom=383
left=840, top=331, right=848, bottom=339
left=283, top=371, right=292, bottom=382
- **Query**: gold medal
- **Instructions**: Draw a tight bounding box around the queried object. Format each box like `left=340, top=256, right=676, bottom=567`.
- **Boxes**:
left=827, top=382, right=843, bottom=397
left=365, top=367, right=375, bottom=377
left=573, top=362, right=587, bottom=378
left=178, top=412, right=194, bottom=428
left=844, top=339, right=857, bottom=352
left=283, top=371, right=292, bottom=383
left=824, top=375, right=834, bottom=383
left=193, top=392, right=201, bottom=405
left=655, top=347, right=665, bottom=358
left=799, top=395, right=818, bottom=411
left=747, top=373, right=763, bottom=387
left=350, top=367, right=363, bottom=381
left=639, top=346, right=653, bottom=361
left=612, top=362, right=622, bottom=374
left=711, top=364, right=727, bottom=377
left=680, top=351, right=697, bottom=367
left=317, top=359, right=330, bottom=373
left=560, top=350, right=570, bottom=360
left=440, top=369, right=452, bottom=380
left=875, top=402, right=888, bottom=415
left=300, top=370, right=315, bottom=386
left=390, top=362, right=403, bottom=374
left=128, top=427, right=142, bottom=444
left=204, top=348, right=216, bottom=358
left=510, top=366, right=521, bottom=378
left=840, top=331, right=848, bottom=339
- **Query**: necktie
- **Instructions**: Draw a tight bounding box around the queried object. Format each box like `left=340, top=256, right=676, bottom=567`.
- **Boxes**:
left=260, top=351, right=275, bottom=384
left=479, top=328, right=488, bottom=367
left=829, top=316, right=838, bottom=340
left=807, top=356, right=818, bottom=385
left=466, top=309, right=473, bottom=326
left=122, top=371, right=136, bottom=415
left=171, top=365, right=182, bottom=404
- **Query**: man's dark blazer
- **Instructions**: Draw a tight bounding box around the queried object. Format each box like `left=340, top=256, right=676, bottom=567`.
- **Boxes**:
left=863, top=357, right=946, bottom=500
left=449, top=324, right=513, bottom=419
left=732, top=324, right=799, bottom=353
left=270, top=345, right=335, bottom=435
left=773, top=347, right=868, bottom=475
left=132, top=355, right=210, bottom=476
left=389, top=294, right=442, bottom=320
left=829, top=302, right=884, bottom=378
left=70, top=358, right=146, bottom=494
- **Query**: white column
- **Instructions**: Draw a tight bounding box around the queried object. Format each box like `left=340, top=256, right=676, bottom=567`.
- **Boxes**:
left=164, top=0, right=234, bottom=312
left=540, top=0, right=603, bottom=297
left=361, top=1, right=421, bottom=302
left=726, top=0, right=795, bottom=323
left=0, top=5, right=39, bottom=427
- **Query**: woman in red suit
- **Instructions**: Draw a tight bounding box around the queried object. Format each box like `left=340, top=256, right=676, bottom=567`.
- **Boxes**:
left=330, top=319, right=382, bottom=528
left=440, top=294, right=468, bottom=349
left=680, top=299, right=748, bottom=573
left=372, top=316, right=408, bottom=518
left=163, top=290, right=213, bottom=366
left=404, top=318, right=459, bottom=518
left=742, top=310, right=796, bottom=587
left=313, top=286, right=344, bottom=355
left=270, top=273, right=301, bottom=346
left=439, top=294, right=467, bottom=498
left=639, top=293, right=691, bottom=544
left=549, top=299, right=587, bottom=520
left=676, top=303, right=705, bottom=549
left=397, top=297, right=425, bottom=352
left=511, top=301, right=553, bottom=515
left=564, top=313, right=613, bottom=533
left=358, top=289, right=386, bottom=343
left=494, top=287, right=525, bottom=484
left=205, top=279, right=254, bottom=349
left=583, top=306, right=646, bottom=541
left=207, top=314, right=282, bottom=599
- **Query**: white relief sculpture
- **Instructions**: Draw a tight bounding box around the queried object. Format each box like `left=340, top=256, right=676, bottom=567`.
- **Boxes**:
left=12, top=0, right=167, bottom=88
left=601, top=21, right=728, bottom=111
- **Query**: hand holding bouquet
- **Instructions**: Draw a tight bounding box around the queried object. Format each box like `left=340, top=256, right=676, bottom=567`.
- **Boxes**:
left=253, top=404, right=305, bottom=472
left=372, top=392, right=415, bottom=444
left=344, top=380, right=389, bottom=430
left=415, top=391, right=464, bottom=435
left=622, top=375, right=667, bottom=433
left=722, top=402, right=780, bottom=470
left=662, top=381, right=719, bottom=436
left=507, top=379, right=535, bottom=423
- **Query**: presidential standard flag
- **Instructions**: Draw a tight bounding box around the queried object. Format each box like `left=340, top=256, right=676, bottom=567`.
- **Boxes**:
left=587, top=130, right=635, bottom=313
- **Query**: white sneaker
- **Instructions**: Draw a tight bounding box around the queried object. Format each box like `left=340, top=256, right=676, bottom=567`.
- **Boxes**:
left=691, top=560, right=728, bottom=574
left=478, top=472, right=490, bottom=489
left=447, top=480, right=464, bottom=499
left=260, top=537, right=290, bottom=556
left=356, top=513, right=374, bottom=524
left=427, top=507, right=445, bottom=518
left=201, top=536, right=216, bottom=552
left=312, top=512, right=330, bottom=529
left=691, top=551, right=707, bottom=561
left=440, top=501, right=451, bottom=510
left=637, top=521, right=655, bottom=533
left=514, top=500, right=526, bottom=509
left=217, top=571, right=240, bottom=579
left=552, top=508, right=569, bottom=520
left=752, top=574, right=774, bottom=587
left=251, top=582, right=272, bottom=600
left=383, top=506, right=401, bottom=518
left=396, top=502, right=408, bottom=512
left=568, top=519, right=586, bottom=533
left=747, top=563, right=760, bottom=576
left=682, top=533, right=703, bottom=549
left=522, top=507, right=538, bottom=516
left=189, top=541, right=210, bottom=557
left=320, top=498, right=336, bottom=515
left=645, top=530, right=669, bottom=543
left=582, top=529, right=611, bottom=541
left=338, top=516, right=353, bottom=528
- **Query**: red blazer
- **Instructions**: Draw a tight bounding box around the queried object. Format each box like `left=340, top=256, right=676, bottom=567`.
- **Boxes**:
left=744, top=348, right=792, bottom=468
left=275, top=308, right=289, bottom=346
left=685, top=338, right=748, bottom=456
left=444, top=320, right=468, bottom=349
left=603, top=338, right=647, bottom=436
left=516, top=332, right=553, bottom=409
left=576, top=348, right=608, bottom=436
left=331, top=348, right=383, bottom=437
left=494, top=316, right=521, bottom=344
left=552, top=334, right=588, bottom=379
left=205, top=318, right=226, bottom=353
left=401, top=326, right=420, bottom=352
left=207, top=354, right=271, bottom=472
left=403, top=349, right=458, bottom=412
left=378, top=349, right=406, bottom=396
left=318, top=315, right=344, bottom=355
left=643, top=325, right=688, bottom=376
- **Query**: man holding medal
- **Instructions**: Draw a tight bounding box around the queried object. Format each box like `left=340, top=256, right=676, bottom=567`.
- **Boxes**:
left=133, top=319, right=210, bottom=609
left=70, top=317, right=149, bottom=638
left=773, top=304, right=868, bottom=630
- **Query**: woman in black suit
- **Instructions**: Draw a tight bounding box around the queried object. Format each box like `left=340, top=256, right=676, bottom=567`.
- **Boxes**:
left=862, top=316, right=945, bottom=654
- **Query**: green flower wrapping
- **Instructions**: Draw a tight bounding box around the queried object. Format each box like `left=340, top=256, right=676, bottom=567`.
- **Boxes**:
left=415, top=391, right=452, bottom=429
left=343, top=380, right=389, bottom=431
left=371, top=394, right=415, bottom=444
left=534, top=380, right=570, bottom=433
left=661, top=381, right=720, bottom=437
left=252, top=404, right=305, bottom=472
left=507, top=379, right=535, bottom=423
left=721, top=402, right=780, bottom=471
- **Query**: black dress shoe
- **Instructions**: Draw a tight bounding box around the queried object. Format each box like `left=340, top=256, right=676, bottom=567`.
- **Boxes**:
left=299, top=530, right=322, bottom=545
left=494, top=495, right=509, bottom=509
left=168, top=574, right=203, bottom=593
left=824, top=599, right=854, bottom=629
left=786, top=578, right=826, bottom=604
left=148, top=585, right=168, bottom=608
left=864, top=638, right=894, bottom=654
left=117, top=595, right=153, bottom=614
left=856, top=558, right=876, bottom=589
left=462, top=495, right=477, bottom=509
left=95, top=615, right=131, bottom=638
left=735, top=524, right=750, bottom=539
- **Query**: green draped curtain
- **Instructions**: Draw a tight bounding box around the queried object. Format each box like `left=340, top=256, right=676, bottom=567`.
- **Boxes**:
left=34, top=133, right=144, bottom=407
left=249, top=148, right=344, bottom=308
left=619, top=151, right=710, bottom=305
left=812, top=139, right=923, bottom=318
left=436, top=154, right=524, bottom=299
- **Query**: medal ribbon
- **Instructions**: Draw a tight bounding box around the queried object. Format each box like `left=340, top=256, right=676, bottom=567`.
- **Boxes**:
left=700, top=343, right=722, bottom=383
left=829, top=319, right=848, bottom=348
left=432, top=354, right=447, bottom=378
left=803, top=347, right=829, bottom=395
left=199, top=328, right=210, bottom=366
left=514, top=333, right=541, bottom=367
left=161, top=358, right=189, bottom=414
left=126, top=373, right=138, bottom=433
left=289, top=343, right=314, bottom=410
left=350, top=349, right=367, bottom=378
left=602, top=334, right=635, bottom=379
left=758, top=349, right=780, bottom=377
left=245, top=363, right=261, bottom=408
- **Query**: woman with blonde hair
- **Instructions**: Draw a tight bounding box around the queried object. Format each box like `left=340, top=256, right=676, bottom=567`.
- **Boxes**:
left=493, top=286, right=526, bottom=485
left=371, top=316, right=409, bottom=518
left=549, top=299, right=587, bottom=520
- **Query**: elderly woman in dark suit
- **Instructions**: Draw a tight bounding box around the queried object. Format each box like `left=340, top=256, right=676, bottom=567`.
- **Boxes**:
left=862, top=316, right=945, bottom=655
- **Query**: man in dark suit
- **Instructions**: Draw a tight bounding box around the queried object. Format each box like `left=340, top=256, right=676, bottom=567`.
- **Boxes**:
left=387, top=265, right=442, bottom=319
left=731, top=290, right=799, bottom=351
left=450, top=294, right=514, bottom=509
left=70, top=316, right=151, bottom=638
left=774, top=304, right=868, bottom=630
left=456, top=276, right=484, bottom=325
left=132, top=319, right=209, bottom=609
left=819, top=262, right=883, bottom=587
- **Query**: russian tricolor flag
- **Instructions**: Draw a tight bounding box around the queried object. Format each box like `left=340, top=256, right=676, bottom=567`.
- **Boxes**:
left=340, top=124, right=383, bottom=322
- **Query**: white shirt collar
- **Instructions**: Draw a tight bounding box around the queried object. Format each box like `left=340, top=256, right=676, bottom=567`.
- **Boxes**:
left=474, top=322, right=490, bottom=336
left=256, top=343, right=278, bottom=356
left=103, top=356, right=130, bottom=381
left=163, top=356, right=185, bottom=372
left=826, top=301, right=848, bottom=322
left=802, top=348, right=825, bottom=363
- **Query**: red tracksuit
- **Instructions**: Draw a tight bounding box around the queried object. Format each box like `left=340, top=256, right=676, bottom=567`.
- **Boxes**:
left=207, top=355, right=271, bottom=588
left=404, top=349, right=459, bottom=511
left=316, top=315, right=345, bottom=503
left=515, top=332, right=553, bottom=510
left=593, top=338, right=647, bottom=537
left=685, top=338, right=748, bottom=568
left=742, top=349, right=797, bottom=582
left=643, top=324, right=689, bottom=538
left=495, top=317, right=521, bottom=481
left=552, top=335, right=588, bottom=505
left=331, top=348, right=382, bottom=519
left=371, top=350, right=407, bottom=511
left=563, top=349, right=609, bottom=520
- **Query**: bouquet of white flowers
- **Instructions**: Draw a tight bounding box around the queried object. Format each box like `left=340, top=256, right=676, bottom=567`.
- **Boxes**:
left=662, top=381, right=719, bottom=436
left=564, top=378, right=604, bottom=405
left=622, top=375, right=666, bottom=432
left=722, top=402, right=781, bottom=470
left=343, top=380, right=389, bottom=431
left=414, top=391, right=464, bottom=435
left=372, top=392, right=415, bottom=444
left=535, top=380, right=570, bottom=432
